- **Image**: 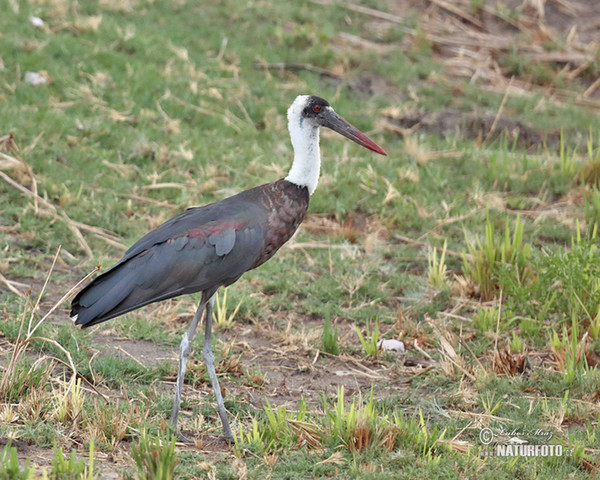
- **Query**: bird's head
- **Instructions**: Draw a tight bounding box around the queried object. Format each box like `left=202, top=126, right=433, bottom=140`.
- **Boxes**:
left=287, top=95, right=387, bottom=156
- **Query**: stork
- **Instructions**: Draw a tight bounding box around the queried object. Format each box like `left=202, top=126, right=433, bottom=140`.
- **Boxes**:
left=70, top=95, right=387, bottom=441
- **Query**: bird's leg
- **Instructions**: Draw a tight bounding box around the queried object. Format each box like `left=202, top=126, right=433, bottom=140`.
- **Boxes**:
left=203, top=294, right=234, bottom=441
left=170, top=300, right=205, bottom=441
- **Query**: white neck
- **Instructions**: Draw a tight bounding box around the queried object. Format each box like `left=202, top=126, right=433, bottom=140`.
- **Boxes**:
left=285, top=97, right=321, bottom=195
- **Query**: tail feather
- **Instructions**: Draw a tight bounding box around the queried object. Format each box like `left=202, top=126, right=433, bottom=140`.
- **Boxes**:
left=71, top=266, right=138, bottom=328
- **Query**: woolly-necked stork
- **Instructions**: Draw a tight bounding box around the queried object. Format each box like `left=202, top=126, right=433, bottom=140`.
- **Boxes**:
left=70, top=95, right=387, bottom=441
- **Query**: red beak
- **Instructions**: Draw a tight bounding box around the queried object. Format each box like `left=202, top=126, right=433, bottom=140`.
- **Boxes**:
left=321, top=109, right=387, bottom=156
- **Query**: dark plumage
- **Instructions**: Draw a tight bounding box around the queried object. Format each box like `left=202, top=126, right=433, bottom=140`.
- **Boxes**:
left=70, top=95, right=386, bottom=441
left=71, top=180, right=308, bottom=328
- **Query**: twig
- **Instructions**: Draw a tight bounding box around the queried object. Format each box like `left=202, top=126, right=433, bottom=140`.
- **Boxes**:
left=62, top=214, right=93, bottom=258
left=141, top=182, right=187, bottom=191
left=287, top=241, right=358, bottom=250
left=253, top=62, right=341, bottom=79
left=0, top=171, right=104, bottom=257
left=429, top=0, right=484, bottom=29
left=114, top=346, right=146, bottom=368
left=33, top=354, right=107, bottom=399
left=413, top=339, right=433, bottom=360
left=584, top=77, right=600, bottom=98
left=0, top=251, right=100, bottom=399
left=435, top=207, right=484, bottom=228
left=310, top=0, right=408, bottom=28
left=337, top=33, right=393, bottom=53
left=0, top=170, right=54, bottom=213
left=0, top=272, right=26, bottom=298
left=28, top=247, right=62, bottom=337
left=483, top=76, right=513, bottom=145
left=458, top=337, right=486, bottom=373
left=493, top=289, right=503, bottom=360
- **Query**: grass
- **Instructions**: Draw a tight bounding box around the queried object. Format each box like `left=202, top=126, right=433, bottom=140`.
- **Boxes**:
left=321, top=311, right=339, bottom=355
left=2, top=0, right=600, bottom=477
left=355, top=319, right=380, bottom=358
left=131, top=430, right=177, bottom=480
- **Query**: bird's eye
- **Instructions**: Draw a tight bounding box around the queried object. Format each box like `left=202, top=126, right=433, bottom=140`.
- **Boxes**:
left=313, top=105, right=321, bottom=113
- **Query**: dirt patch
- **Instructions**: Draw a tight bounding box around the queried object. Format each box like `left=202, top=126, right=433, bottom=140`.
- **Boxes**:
left=92, top=333, right=175, bottom=367
left=170, top=314, right=412, bottom=412
left=384, top=109, right=558, bottom=148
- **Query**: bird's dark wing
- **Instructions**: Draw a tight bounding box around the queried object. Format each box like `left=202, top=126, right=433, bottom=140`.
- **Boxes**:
left=71, top=197, right=268, bottom=327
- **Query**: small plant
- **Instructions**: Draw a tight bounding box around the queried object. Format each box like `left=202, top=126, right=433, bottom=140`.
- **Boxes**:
left=416, top=410, right=447, bottom=465
left=50, top=443, right=86, bottom=479
left=83, top=399, right=132, bottom=452
left=323, top=386, right=396, bottom=452
left=0, top=442, right=34, bottom=479
left=580, top=129, right=600, bottom=187
left=550, top=312, right=590, bottom=382
left=509, top=331, right=524, bottom=353
left=233, top=418, right=273, bottom=456
left=427, top=240, right=447, bottom=289
left=462, top=211, right=532, bottom=301
left=263, top=398, right=291, bottom=442
left=131, top=430, right=177, bottom=480
left=53, top=377, right=85, bottom=424
left=321, top=311, right=339, bottom=355
left=589, top=307, right=600, bottom=340
left=355, top=320, right=379, bottom=358
left=559, top=129, right=578, bottom=178
left=473, top=306, right=497, bottom=333
left=234, top=396, right=320, bottom=456
left=213, top=287, right=243, bottom=330
left=480, top=392, right=502, bottom=416
left=244, top=363, right=267, bottom=388
left=583, top=186, right=600, bottom=236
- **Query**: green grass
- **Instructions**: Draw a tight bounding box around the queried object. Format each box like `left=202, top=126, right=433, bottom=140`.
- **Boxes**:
left=2, top=0, right=600, bottom=477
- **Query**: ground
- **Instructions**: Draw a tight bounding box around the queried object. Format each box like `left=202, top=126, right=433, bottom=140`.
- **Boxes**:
left=2, top=0, right=600, bottom=478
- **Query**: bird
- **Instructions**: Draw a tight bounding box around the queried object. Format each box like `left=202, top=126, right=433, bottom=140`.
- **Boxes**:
left=70, top=94, right=387, bottom=441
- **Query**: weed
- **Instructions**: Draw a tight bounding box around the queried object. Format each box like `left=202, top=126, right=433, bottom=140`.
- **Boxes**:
left=323, top=386, right=392, bottom=452
left=233, top=418, right=273, bottom=456
left=462, top=211, right=532, bottom=300
left=244, top=363, right=267, bottom=388
left=427, top=240, right=447, bottom=289
left=416, top=410, right=447, bottom=465
left=0, top=358, right=50, bottom=404
left=589, top=308, right=600, bottom=340
left=83, top=400, right=132, bottom=452
left=580, top=130, right=600, bottom=187
left=321, top=311, right=339, bottom=355
left=551, top=312, right=590, bottom=383
left=473, top=306, right=497, bottom=334
left=0, top=442, right=34, bottom=479
left=213, top=287, right=243, bottom=330
left=49, top=443, right=89, bottom=480
left=131, top=430, right=177, bottom=480
left=0, top=250, right=98, bottom=412
left=234, top=397, right=320, bottom=455
left=583, top=186, right=600, bottom=235
left=480, top=392, right=502, bottom=416
left=52, top=377, right=85, bottom=425
left=509, top=331, right=524, bottom=353
left=559, top=129, right=578, bottom=178
left=263, top=400, right=289, bottom=439
left=355, top=320, right=380, bottom=358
